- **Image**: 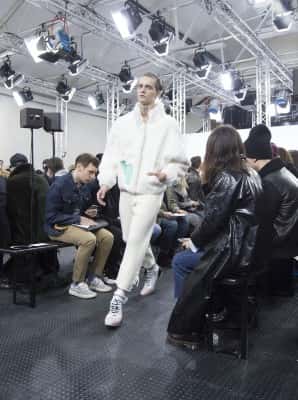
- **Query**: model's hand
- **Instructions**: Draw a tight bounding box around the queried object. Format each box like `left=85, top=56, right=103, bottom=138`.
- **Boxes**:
left=147, top=171, right=167, bottom=182
left=97, top=185, right=109, bottom=206
left=80, top=216, right=97, bottom=226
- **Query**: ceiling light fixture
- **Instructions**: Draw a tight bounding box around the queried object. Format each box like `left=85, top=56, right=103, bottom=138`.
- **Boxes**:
left=12, top=87, right=34, bottom=106
left=56, top=78, right=76, bottom=103
left=88, top=88, right=105, bottom=110
left=112, top=1, right=143, bottom=39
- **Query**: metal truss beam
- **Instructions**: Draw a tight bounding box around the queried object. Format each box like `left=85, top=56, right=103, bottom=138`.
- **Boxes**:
left=196, top=0, right=293, bottom=91
left=172, top=74, right=186, bottom=135
left=0, top=32, right=115, bottom=84
left=26, top=0, right=242, bottom=106
left=106, top=82, right=119, bottom=135
left=255, top=60, right=271, bottom=126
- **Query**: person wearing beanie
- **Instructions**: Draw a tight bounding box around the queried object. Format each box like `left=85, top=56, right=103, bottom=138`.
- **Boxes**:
left=244, top=124, right=298, bottom=268
left=9, top=153, right=28, bottom=169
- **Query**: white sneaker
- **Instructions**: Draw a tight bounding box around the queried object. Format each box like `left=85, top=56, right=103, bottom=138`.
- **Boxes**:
left=105, top=294, right=127, bottom=327
left=89, top=276, right=112, bottom=293
left=69, top=282, right=97, bottom=299
left=103, top=276, right=117, bottom=285
left=140, top=264, right=160, bottom=296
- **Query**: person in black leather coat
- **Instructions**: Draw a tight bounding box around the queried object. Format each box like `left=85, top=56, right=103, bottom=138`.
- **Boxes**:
left=167, top=125, right=262, bottom=346
left=245, top=124, right=298, bottom=261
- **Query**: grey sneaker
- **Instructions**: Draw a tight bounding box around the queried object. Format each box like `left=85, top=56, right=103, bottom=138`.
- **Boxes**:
left=140, top=264, right=160, bottom=296
left=69, top=282, right=97, bottom=299
left=89, top=277, right=112, bottom=293
left=105, top=294, right=127, bottom=327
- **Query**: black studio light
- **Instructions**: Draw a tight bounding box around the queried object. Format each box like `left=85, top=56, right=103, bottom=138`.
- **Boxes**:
left=149, top=12, right=172, bottom=56
left=56, top=78, right=76, bottom=103
left=112, top=1, right=143, bottom=39
left=119, top=61, right=134, bottom=84
left=12, top=87, right=34, bottom=106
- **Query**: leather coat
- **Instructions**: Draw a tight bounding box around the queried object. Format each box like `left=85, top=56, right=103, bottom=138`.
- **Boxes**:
left=168, top=168, right=262, bottom=335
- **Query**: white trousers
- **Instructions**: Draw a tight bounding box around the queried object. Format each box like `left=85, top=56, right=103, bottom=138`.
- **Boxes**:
left=116, top=191, right=163, bottom=292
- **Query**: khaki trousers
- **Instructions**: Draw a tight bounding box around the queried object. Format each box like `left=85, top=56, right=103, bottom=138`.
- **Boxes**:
left=50, top=226, right=113, bottom=283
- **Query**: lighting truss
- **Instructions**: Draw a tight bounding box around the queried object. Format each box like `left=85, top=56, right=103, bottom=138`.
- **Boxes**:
left=106, top=82, right=120, bottom=136
left=195, top=0, right=293, bottom=91
left=26, top=0, right=242, bottom=106
left=255, top=60, right=271, bottom=126
left=0, top=32, right=115, bottom=85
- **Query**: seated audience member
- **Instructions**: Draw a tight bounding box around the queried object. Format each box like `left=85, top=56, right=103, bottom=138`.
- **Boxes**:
left=166, top=176, right=201, bottom=228
left=0, top=173, right=11, bottom=284
left=276, top=147, right=298, bottom=178
left=7, top=154, right=49, bottom=244
left=289, top=150, right=298, bottom=168
left=167, top=125, right=262, bottom=347
left=45, top=153, right=114, bottom=299
left=46, top=157, right=68, bottom=184
left=186, top=156, right=205, bottom=205
left=6, top=153, right=60, bottom=284
left=153, top=197, right=189, bottom=268
left=244, top=125, right=298, bottom=263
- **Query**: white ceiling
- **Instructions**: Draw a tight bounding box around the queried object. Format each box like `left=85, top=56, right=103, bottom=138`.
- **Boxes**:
left=0, top=0, right=297, bottom=107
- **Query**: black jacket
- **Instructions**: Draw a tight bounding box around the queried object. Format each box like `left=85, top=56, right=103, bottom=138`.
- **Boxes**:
left=257, top=158, right=298, bottom=258
left=0, top=176, right=10, bottom=248
left=186, top=167, right=205, bottom=204
left=7, top=164, right=49, bottom=244
left=168, top=169, right=262, bottom=335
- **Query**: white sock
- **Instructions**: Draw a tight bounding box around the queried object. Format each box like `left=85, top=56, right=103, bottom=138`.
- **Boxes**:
left=114, top=288, right=126, bottom=298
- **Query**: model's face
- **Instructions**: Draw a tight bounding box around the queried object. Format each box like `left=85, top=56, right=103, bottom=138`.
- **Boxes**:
left=76, top=163, right=97, bottom=183
left=137, top=76, right=159, bottom=107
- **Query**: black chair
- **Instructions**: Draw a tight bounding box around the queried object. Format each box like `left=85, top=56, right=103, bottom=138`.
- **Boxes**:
left=205, top=275, right=250, bottom=360
left=0, top=242, right=73, bottom=307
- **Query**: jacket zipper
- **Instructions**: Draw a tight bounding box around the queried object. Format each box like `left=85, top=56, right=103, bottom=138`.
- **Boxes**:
left=134, top=121, right=147, bottom=193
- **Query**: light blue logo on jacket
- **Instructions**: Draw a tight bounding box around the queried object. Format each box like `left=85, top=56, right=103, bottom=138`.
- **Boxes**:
left=120, top=160, right=133, bottom=185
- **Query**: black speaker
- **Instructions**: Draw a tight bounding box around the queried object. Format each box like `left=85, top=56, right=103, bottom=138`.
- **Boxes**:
left=43, top=112, right=63, bottom=132
left=20, top=108, right=44, bottom=129
left=293, top=68, right=298, bottom=97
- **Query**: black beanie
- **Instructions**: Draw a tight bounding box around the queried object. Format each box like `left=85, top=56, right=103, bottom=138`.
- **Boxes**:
left=244, top=124, right=273, bottom=160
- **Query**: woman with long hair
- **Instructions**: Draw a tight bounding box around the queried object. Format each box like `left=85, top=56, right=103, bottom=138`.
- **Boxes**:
left=167, top=125, right=262, bottom=347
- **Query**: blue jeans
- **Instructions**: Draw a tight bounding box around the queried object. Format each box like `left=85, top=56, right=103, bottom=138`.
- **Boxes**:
left=159, top=216, right=189, bottom=251
left=151, top=223, right=162, bottom=243
left=172, top=249, right=204, bottom=298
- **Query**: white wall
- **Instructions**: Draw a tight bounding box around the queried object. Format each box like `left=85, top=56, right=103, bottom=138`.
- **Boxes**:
left=0, top=93, right=107, bottom=170
left=184, top=125, right=298, bottom=160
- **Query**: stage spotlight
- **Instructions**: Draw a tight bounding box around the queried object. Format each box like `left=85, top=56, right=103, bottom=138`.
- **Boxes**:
left=25, top=31, right=59, bottom=64
left=0, top=58, right=15, bottom=80
left=68, top=57, right=88, bottom=76
left=220, top=69, right=234, bottom=91
left=0, top=58, right=24, bottom=89
left=119, top=61, right=134, bottom=84
left=4, top=73, right=24, bottom=89
left=272, top=0, right=296, bottom=31
left=208, top=99, right=222, bottom=122
left=122, top=79, right=137, bottom=93
left=12, top=87, right=33, bottom=106
left=193, top=48, right=213, bottom=79
left=88, top=90, right=104, bottom=110
left=274, top=89, right=290, bottom=107
left=56, top=79, right=76, bottom=103
left=273, top=13, right=293, bottom=31
left=208, top=99, right=220, bottom=114
left=149, top=13, right=173, bottom=56
left=112, top=1, right=143, bottom=39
